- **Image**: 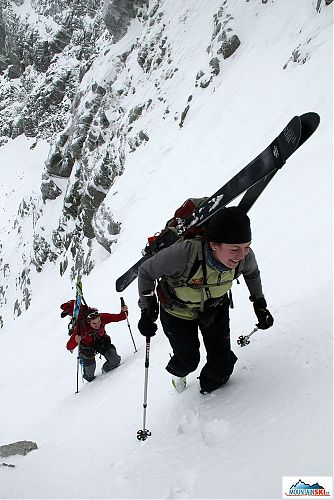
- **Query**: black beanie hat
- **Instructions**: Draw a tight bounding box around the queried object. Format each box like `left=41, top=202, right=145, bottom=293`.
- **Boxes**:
left=207, top=207, right=252, bottom=243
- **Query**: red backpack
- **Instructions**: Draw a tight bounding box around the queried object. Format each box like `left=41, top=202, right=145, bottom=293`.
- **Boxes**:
left=60, top=300, right=90, bottom=335
left=144, top=197, right=208, bottom=255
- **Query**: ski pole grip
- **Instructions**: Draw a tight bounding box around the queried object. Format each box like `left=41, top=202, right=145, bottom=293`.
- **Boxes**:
left=120, top=297, right=125, bottom=308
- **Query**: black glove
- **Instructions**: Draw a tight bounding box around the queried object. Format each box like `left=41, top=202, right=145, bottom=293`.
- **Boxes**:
left=138, top=290, right=159, bottom=337
left=252, top=296, right=274, bottom=330
left=138, top=310, right=158, bottom=337
left=146, top=292, right=159, bottom=321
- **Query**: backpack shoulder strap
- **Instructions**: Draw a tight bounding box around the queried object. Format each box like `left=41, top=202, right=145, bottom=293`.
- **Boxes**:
left=227, top=259, right=245, bottom=309
left=181, top=238, right=204, bottom=282
left=233, top=258, right=245, bottom=282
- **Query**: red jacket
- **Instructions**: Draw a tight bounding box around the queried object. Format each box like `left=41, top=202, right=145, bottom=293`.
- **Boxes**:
left=66, top=312, right=127, bottom=351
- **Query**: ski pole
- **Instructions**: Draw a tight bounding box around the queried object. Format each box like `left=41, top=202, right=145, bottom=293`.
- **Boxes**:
left=120, top=297, right=137, bottom=353
left=137, top=337, right=152, bottom=441
left=237, top=327, right=259, bottom=347
left=75, top=339, right=81, bottom=394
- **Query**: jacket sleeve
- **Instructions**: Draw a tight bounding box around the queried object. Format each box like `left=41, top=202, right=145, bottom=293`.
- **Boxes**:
left=241, top=248, right=265, bottom=299
left=66, top=325, right=79, bottom=351
left=138, top=240, right=192, bottom=310
left=100, top=312, right=127, bottom=324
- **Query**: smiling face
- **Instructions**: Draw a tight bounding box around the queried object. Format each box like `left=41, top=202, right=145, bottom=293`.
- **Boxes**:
left=89, top=316, right=102, bottom=329
left=210, top=241, right=251, bottom=268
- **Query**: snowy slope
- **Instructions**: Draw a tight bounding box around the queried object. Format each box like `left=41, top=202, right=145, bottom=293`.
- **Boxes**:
left=0, top=1, right=332, bottom=499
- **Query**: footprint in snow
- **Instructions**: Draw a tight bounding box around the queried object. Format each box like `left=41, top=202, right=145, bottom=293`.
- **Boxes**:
left=200, top=418, right=230, bottom=448
left=166, top=471, right=195, bottom=499
left=176, top=409, right=199, bottom=435
left=167, top=485, right=191, bottom=499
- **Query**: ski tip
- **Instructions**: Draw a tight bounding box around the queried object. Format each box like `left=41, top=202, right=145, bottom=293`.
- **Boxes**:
left=116, top=276, right=134, bottom=292
left=299, top=112, right=320, bottom=148
left=300, top=111, right=320, bottom=124
left=116, top=272, right=134, bottom=292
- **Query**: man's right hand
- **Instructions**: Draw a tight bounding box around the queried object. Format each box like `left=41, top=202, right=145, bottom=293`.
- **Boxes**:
left=75, top=335, right=81, bottom=343
left=138, top=310, right=157, bottom=337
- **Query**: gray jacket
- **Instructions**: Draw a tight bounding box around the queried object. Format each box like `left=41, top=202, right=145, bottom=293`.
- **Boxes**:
left=138, top=239, right=264, bottom=310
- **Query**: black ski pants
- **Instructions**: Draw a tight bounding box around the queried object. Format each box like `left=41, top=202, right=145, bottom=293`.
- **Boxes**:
left=160, top=303, right=238, bottom=393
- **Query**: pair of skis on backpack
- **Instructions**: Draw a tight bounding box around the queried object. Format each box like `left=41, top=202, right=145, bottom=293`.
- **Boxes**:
left=115, top=112, right=320, bottom=293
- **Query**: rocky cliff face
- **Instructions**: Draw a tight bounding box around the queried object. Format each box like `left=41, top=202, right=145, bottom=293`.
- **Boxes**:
left=0, top=0, right=242, bottom=327
left=1, top=0, right=105, bottom=140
